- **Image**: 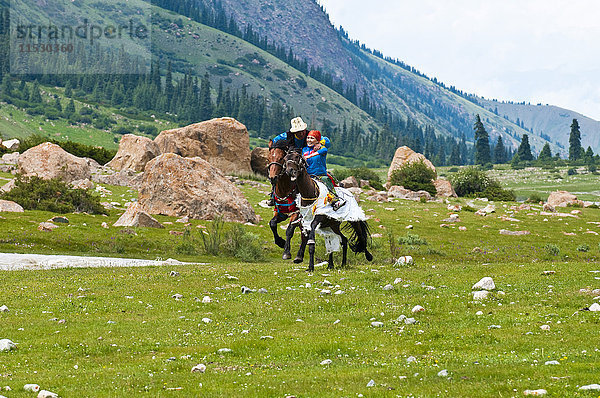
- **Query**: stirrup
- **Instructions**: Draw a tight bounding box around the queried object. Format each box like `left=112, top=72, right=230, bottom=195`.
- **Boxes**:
left=331, top=198, right=346, bottom=211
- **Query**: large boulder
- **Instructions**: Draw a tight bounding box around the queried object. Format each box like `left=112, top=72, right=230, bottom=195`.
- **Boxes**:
left=340, top=176, right=359, bottom=188
left=547, top=190, right=582, bottom=207
left=107, top=134, right=160, bottom=172
left=154, top=117, right=252, bottom=175
left=93, top=169, right=144, bottom=190
left=17, top=142, right=90, bottom=183
left=138, top=153, right=258, bottom=223
left=387, top=146, right=436, bottom=186
left=434, top=179, right=457, bottom=197
left=0, top=199, right=24, bottom=212
left=250, top=147, right=269, bottom=177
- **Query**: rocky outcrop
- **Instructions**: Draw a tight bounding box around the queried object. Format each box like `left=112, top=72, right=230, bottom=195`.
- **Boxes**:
left=154, top=117, right=252, bottom=175
left=138, top=153, right=258, bottom=223
left=387, top=185, right=432, bottom=201
left=340, top=176, right=359, bottom=188
left=434, top=179, right=457, bottom=197
left=0, top=199, right=24, bottom=212
left=0, top=179, right=15, bottom=193
left=387, top=146, right=436, bottom=185
left=17, top=142, right=90, bottom=183
left=70, top=179, right=94, bottom=190
left=547, top=190, right=583, bottom=207
left=113, top=202, right=164, bottom=228
left=107, top=134, right=160, bottom=172
left=250, top=147, right=269, bottom=177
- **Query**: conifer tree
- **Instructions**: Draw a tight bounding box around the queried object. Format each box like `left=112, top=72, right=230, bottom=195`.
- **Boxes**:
left=517, top=134, right=533, bottom=161
left=473, top=114, right=491, bottom=165
left=569, top=118, right=583, bottom=161
left=199, top=73, right=213, bottom=121
left=29, top=81, right=42, bottom=103
left=493, top=136, right=506, bottom=163
left=65, top=98, right=76, bottom=115
left=537, top=143, right=552, bottom=162
left=449, top=142, right=461, bottom=165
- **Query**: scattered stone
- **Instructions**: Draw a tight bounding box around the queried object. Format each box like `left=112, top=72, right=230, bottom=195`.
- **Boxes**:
left=548, top=190, right=581, bottom=207
left=396, top=315, right=407, bottom=323
left=191, top=364, right=206, bottom=373
left=447, top=204, right=461, bottom=212
left=589, top=303, right=600, bottom=311
left=459, top=226, right=467, bottom=231
left=0, top=339, right=16, bottom=351
left=169, top=230, right=184, bottom=236
left=201, top=318, right=211, bottom=324
left=540, top=325, right=550, bottom=331
left=544, top=360, right=560, bottom=365
left=475, top=204, right=495, bottom=216
left=201, top=296, right=212, bottom=303
left=169, top=271, right=180, bottom=277
left=172, top=293, right=183, bottom=300
left=473, top=291, right=490, bottom=300
left=472, top=247, right=484, bottom=253
left=393, top=278, right=403, bottom=284
left=320, top=289, right=331, bottom=295
left=176, top=216, right=190, bottom=223
left=579, top=384, right=600, bottom=391
left=542, top=271, right=555, bottom=275
left=241, top=286, right=254, bottom=294
left=0, top=305, right=8, bottom=312
left=442, top=214, right=461, bottom=223
left=38, top=222, right=59, bottom=232
left=101, top=222, right=109, bottom=229
left=434, top=179, right=457, bottom=197
left=406, top=356, right=417, bottom=363
left=320, top=359, right=333, bottom=365
left=23, top=384, right=40, bottom=392
left=523, top=389, right=547, bottom=396
left=113, top=202, right=164, bottom=229
left=340, top=176, right=359, bottom=188
left=371, top=321, right=384, bottom=327
left=334, top=290, right=344, bottom=295
left=412, top=305, right=424, bottom=313
left=404, top=318, right=417, bottom=325
left=499, top=229, right=530, bottom=236
left=37, top=390, right=59, bottom=398
left=367, top=379, right=375, bottom=387
left=260, top=335, right=274, bottom=340
left=437, top=369, right=449, bottom=377
left=472, top=277, right=496, bottom=291
left=476, top=311, right=483, bottom=316
left=383, top=284, right=394, bottom=291
left=217, top=348, right=232, bottom=354
left=488, top=325, right=501, bottom=329
left=395, top=256, right=414, bottom=266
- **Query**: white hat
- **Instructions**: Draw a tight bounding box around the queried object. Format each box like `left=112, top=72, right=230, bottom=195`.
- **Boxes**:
left=290, top=117, right=308, bottom=133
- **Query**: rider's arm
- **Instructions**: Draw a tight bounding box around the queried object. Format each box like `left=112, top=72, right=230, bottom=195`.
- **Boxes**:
left=304, top=146, right=327, bottom=159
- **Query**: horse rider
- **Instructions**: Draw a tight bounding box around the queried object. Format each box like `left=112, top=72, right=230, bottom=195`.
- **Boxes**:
left=268, top=117, right=330, bottom=206
left=302, top=129, right=346, bottom=211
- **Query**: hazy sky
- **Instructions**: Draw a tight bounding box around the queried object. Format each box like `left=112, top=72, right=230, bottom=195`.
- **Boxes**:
left=318, top=0, right=600, bottom=120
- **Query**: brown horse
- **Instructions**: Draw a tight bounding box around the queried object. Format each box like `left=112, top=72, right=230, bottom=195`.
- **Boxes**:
left=283, top=150, right=373, bottom=272
left=267, top=144, right=306, bottom=261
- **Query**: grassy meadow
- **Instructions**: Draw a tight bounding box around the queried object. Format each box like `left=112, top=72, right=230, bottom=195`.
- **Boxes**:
left=1, top=169, right=600, bottom=397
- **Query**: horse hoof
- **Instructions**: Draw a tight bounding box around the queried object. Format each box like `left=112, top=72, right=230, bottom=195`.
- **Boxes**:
left=293, top=257, right=303, bottom=264
left=365, top=251, right=373, bottom=262
left=275, top=238, right=285, bottom=249
left=282, top=252, right=291, bottom=260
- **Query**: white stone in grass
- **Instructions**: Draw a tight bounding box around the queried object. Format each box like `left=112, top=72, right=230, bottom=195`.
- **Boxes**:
left=191, top=364, right=206, bottom=373
left=523, top=389, right=547, bottom=395
left=169, top=271, right=180, bottom=277
left=172, top=293, right=183, bottom=300
left=437, top=369, right=449, bottom=377
left=322, top=280, right=332, bottom=286
left=371, top=321, right=384, bottom=327
left=411, top=305, right=424, bottom=313
left=589, top=303, right=600, bottom=311
left=396, top=315, right=407, bottom=323
left=37, top=390, right=59, bottom=398
left=0, top=305, right=8, bottom=312
left=383, top=284, right=394, bottom=291
left=217, top=348, right=232, bottom=354
left=472, top=291, right=490, bottom=300
left=476, top=311, right=484, bottom=316
left=488, top=325, right=501, bottom=329
left=367, top=380, right=375, bottom=387
left=393, top=278, right=403, bottom=284
left=202, top=296, right=211, bottom=303
left=406, top=356, right=417, bottom=363
left=395, top=256, right=413, bottom=266
left=540, top=325, right=550, bottom=331
left=23, top=384, right=40, bottom=392
left=579, top=384, right=600, bottom=391
left=472, top=277, right=495, bottom=291
left=544, top=360, right=560, bottom=365
left=260, top=336, right=273, bottom=340
left=258, top=288, right=268, bottom=294
left=0, top=339, right=16, bottom=351
left=320, top=289, right=331, bottom=295
left=404, top=318, right=417, bottom=325
left=320, top=359, right=332, bottom=365
left=201, top=318, right=212, bottom=324
left=334, top=290, right=344, bottom=295
left=333, top=319, right=340, bottom=325
left=0, top=395, right=6, bottom=398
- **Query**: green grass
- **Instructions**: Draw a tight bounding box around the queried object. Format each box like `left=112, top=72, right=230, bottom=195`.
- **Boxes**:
left=1, top=177, right=600, bottom=396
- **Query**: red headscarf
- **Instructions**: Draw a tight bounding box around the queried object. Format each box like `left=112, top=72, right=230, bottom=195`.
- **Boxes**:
left=307, top=130, right=321, bottom=142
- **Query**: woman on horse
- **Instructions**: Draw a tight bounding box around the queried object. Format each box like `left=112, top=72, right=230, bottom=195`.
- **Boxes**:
left=303, top=130, right=346, bottom=211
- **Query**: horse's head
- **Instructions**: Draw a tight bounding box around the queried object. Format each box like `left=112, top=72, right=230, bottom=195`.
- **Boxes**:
left=268, top=145, right=286, bottom=183
left=283, top=149, right=305, bottom=182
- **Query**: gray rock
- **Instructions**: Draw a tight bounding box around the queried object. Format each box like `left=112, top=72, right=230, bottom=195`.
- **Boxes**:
left=404, top=318, right=417, bottom=325
left=258, top=288, right=268, bottom=294
left=320, top=359, right=332, bottom=365
left=0, top=339, right=16, bottom=351
left=406, top=356, right=417, bottom=363
left=437, top=369, right=449, bottom=377
left=544, top=360, right=560, bottom=365
left=383, top=284, right=394, bottom=291
left=0, top=305, right=8, bottom=312
left=371, top=321, right=384, bottom=327
left=367, top=379, right=375, bottom=387
left=217, top=348, right=232, bottom=354
left=524, top=389, right=547, bottom=395
left=191, top=363, right=206, bottom=373
left=472, top=290, right=490, bottom=300
left=579, top=384, right=600, bottom=391
left=472, top=277, right=495, bottom=291
left=241, top=286, right=254, bottom=294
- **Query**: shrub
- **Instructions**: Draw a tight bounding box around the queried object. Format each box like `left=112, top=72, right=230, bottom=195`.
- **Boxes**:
left=577, top=244, right=590, bottom=252
left=543, top=244, right=560, bottom=256
left=567, top=168, right=577, bottom=176
left=448, top=167, right=459, bottom=173
left=398, top=232, right=428, bottom=246
left=450, top=166, right=515, bottom=201
left=526, top=193, right=543, bottom=203
left=0, top=175, right=107, bottom=214
left=389, top=160, right=437, bottom=196
left=200, top=217, right=225, bottom=256
left=224, top=224, right=264, bottom=262
left=175, top=228, right=197, bottom=255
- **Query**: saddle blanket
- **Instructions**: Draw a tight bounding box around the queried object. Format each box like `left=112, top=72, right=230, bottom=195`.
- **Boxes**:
left=298, top=180, right=367, bottom=254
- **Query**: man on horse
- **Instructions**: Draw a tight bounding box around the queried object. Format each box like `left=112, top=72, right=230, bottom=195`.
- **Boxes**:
left=268, top=117, right=330, bottom=206
left=303, top=130, right=346, bottom=211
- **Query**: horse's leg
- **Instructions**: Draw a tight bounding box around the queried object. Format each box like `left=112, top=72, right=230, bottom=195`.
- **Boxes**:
left=306, top=217, right=321, bottom=272
left=269, top=213, right=287, bottom=249
left=294, top=231, right=307, bottom=263
left=330, top=221, right=348, bottom=268
left=283, top=213, right=300, bottom=260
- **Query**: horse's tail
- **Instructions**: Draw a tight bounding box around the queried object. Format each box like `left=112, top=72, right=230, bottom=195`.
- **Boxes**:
left=343, top=220, right=373, bottom=261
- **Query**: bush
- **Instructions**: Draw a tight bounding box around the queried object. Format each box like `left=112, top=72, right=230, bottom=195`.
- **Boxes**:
left=577, top=244, right=590, bottom=252
left=567, top=168, right=577, bottom=176
left=398, top=232, right=428, bottom=246
left=389, top=160, right=437, bottom=196
left=0, top=175, right=107, bottom=214
left=175, top=228, right=197, bottom=255
left=526, top=193, right=543, bottom=203
left=450, top=166, right=515, bottom=201
left=543, top=243, right=560, bottom=256
left=200, top=217, right=225, bottom=256
left=224, top=224, right=264, bottom=262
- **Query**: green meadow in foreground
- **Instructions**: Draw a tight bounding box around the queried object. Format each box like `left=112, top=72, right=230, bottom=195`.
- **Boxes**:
left=0, top=174, right=600, bottom=397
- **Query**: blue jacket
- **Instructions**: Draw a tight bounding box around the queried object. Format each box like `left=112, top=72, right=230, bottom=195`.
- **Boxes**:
left=272, top=132, right=330, bottom=150
left=303, top=145, right=328, bottom=176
